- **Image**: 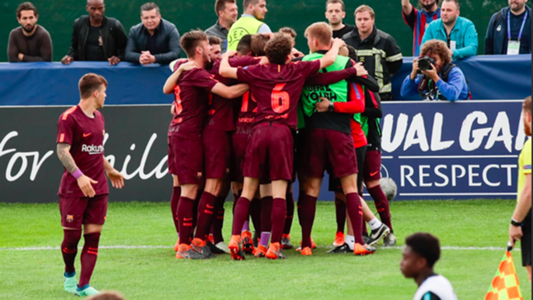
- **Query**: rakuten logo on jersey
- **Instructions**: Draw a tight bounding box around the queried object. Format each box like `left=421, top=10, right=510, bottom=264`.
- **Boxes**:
left=82, top=144, right=105, bottom=155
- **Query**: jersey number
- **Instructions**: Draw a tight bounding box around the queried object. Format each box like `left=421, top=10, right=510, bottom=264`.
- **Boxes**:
left=241, top=92, right=258, bottom=113
left=174, top=86, right=183, bottom=115
left=271, top=83, right=290, bottom=113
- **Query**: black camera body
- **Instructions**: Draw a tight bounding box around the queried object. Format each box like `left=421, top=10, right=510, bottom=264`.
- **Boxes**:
left=418, top=56, right=436, bottom=71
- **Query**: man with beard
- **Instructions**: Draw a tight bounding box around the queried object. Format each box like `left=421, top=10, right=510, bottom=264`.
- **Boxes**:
left=485, top=0, right=531, bottom=54
left=421, top=0, right=477, bottom=60
left=401, top=0, right=441, bottom=56
left=8, top=2, right=52, bottom=62
left=325, top=0, right=355, bottom=39
left=61, top=0, right=127, bottom=65
left=206, top=0, right=239, bottom=53
left=227, top=0, right=271, bottom=51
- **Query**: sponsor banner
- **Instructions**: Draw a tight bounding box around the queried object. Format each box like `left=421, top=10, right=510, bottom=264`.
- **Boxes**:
left=377, top=100, right=526, bottom=200
left=0, top=101, right=525, bottom=203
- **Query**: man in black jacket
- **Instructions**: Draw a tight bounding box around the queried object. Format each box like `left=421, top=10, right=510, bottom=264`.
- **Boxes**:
left=125, top=2, right=181, bottom=65
left=342, top=5, right=403, bottom=101
left=61, top=0, right=127, bottom=66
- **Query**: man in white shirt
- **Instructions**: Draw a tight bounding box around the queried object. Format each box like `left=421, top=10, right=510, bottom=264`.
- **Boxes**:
left=400, top=232, right=458, bottom=300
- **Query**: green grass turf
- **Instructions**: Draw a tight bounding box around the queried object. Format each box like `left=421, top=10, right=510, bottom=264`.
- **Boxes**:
left=0, top=200, right=531, bottom=300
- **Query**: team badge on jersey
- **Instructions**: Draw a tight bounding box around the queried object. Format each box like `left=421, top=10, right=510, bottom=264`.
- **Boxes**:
left=66, top=215, right=74, bottom=223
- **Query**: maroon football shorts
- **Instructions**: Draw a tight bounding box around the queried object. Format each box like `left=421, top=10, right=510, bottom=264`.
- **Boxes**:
left=363, top=149, right=382, bottom=181
left=168, top=135, right=203, bottom=185
left=59, top=194, right=108, bottom=229
left=243, top=123, right=294, bottom=181
left=300, top=129, right=357, bottom=179
left=328, top=146, right=367, bottom=192
left=203, top=128, right=232, bottom=179
left=231, top=133, right=249, bottom=183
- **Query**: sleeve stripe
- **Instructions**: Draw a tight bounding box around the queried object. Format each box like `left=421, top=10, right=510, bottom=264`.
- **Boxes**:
left=59, top=133, right=65, bottom=143
left=386, top=53, right=403, bottom=62
left=61, top=106, right=77, bottom=121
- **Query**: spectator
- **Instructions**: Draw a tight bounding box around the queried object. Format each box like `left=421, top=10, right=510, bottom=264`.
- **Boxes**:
left=485, top=0, right=531, bottom=55
left=205, top=0, right=238, bottom=53
left=343, top=5, right=403, bottom=100
left=8, top=2, right=52, bottom=62
left=421, top=0, right=477, bottom=60
left=325, top=0, right=355, bottom=39
left=61, top=0, right=127, bottom=66
left=125, top=2, right=181, bottom=65
left=227, top=0, right=271, bottom=51
left=400, top=233, right=458, bottom=300
left=401, top=0, right=441, bottom=56
left=208, top=35, right=222, bottom=61
left=401, top=39, right=469, bottom=101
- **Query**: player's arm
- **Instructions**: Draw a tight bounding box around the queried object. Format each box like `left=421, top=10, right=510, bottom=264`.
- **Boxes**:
left=56, top=143, right=97, bottom=198
left=318, top=38, right=345, bottom=69
left=211, top=82, right=249, bottom=99
left=401, top=0, right=413, bottom=16
left=219, top=50, right=239, bottom=79
left=509, top=173, right=532, bottom=246
left=162, top=61, right=198, bottom=94
left=103, top=156, right=125, bottom=189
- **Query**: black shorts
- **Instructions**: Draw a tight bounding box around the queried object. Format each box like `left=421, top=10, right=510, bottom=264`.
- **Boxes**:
left=521, top=211, right=531, bottom=267
left=328, top=146, right=367, bottom=192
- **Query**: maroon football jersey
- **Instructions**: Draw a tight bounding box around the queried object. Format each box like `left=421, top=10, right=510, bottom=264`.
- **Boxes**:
left=236, top=60, right=321, bottom=129
left=207, top=56, right=261, bottom=132
left=168, top=68, right=218, bottom=138
left=57, top=105, right=108, bottom=197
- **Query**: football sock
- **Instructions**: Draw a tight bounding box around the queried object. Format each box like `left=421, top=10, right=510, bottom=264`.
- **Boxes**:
left=345, top=193, right=364, bottom=244
left=192, top=193, right=201, bottom=233
left=368, top=185, right=393, bottom=233
left=78, top=232, right=100, bottom=288
left=368, top=217, right=382, bottom=231
left=211, top=195, right=226, bottom=244
left=177, top=196, right=195, bottom=245
left=334, top=197, right=346, bottom=233
left=260, top=232, right=271, bottom=247
left=232, top=197, right=251, bottom=235
left=232, top=189, right=242, bottom=213
left=170, top=186, right=181, bottom=237
left=283, top=190, right=294, bottom=235
left=249, top=197, right=262, bottom=233
left=298, top=194, right=317, bottom=248
left=346, top=234, right=355, bottom=250
left=261, top=196, right=273, bottom=232
left=270, top=198, right=287, bottom=244
left=61, top=229, right=82, bottom=273
left=194, top=192, right=217, bottom=240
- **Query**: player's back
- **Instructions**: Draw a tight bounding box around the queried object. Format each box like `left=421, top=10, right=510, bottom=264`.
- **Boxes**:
left=169, top=68, right=217, bottom=138
left=237, top=60, right=320, bottom=129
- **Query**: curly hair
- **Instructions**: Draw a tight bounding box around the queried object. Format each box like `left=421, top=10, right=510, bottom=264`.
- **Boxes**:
left=420, top=39, right=451, bottom=66
left=265, top=33, right=292, bottom=64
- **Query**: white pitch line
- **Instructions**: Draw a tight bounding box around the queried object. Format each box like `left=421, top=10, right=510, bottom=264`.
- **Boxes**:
left=0, top=245, right=519, bottom=251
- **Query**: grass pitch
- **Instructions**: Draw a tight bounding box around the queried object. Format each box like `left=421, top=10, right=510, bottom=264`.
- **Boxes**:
left=0, top=200, right=531, bottom=300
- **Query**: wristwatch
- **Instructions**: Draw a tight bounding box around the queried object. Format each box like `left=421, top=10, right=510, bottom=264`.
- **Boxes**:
left=328, top=102, right=334, bottom=112
left=511, top=219, right=522, bottom=227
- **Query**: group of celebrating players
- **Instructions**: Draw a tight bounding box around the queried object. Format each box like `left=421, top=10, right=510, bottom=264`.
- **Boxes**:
left=164, top=22, right=396, bottom=261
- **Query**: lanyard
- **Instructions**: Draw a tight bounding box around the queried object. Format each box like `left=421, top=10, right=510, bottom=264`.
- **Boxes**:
left=507, top=10, right=528, bottom=40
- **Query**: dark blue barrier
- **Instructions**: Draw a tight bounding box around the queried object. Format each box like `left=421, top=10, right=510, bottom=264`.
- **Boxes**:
left=0, top=54, right=530, bottom=105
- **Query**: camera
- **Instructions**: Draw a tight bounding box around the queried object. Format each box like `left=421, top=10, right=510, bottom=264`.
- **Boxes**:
left=417, top=56, right=436, bottom=71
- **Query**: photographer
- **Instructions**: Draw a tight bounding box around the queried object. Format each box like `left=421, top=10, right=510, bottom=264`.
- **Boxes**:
left=400, top=39, right=469, bottom=102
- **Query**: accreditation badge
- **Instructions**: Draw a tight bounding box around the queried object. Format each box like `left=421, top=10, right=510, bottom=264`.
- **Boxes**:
left=507, top=40, right=520, bottom=55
